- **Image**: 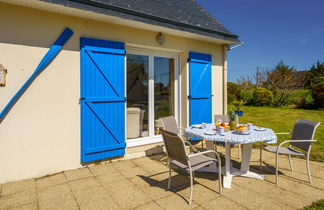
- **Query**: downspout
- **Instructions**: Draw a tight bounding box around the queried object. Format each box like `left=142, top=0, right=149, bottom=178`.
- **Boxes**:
left=223, top=42, right=244, bottom=115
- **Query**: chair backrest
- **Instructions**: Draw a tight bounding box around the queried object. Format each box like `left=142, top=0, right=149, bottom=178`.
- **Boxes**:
left=160, top=129, right=188, bottom=165
left=159, top=116, right=179, bottom=134
left=214, top=115, right=230, bottom=123
left=291, top=119, right=320, bottom=151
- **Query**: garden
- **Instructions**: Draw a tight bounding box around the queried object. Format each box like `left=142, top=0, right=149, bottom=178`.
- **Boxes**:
left=228, top=61, right=324, bottom=162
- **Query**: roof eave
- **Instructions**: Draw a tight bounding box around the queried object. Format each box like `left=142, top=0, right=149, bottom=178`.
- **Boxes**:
left=0, top=0, right=239, bottom=44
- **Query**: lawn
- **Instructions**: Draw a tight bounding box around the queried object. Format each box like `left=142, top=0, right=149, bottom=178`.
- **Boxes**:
left=230, top=105, right=324, bottom=162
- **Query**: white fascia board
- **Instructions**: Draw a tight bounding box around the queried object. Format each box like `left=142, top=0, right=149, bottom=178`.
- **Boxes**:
left=1, top=0, right=237, bottom=45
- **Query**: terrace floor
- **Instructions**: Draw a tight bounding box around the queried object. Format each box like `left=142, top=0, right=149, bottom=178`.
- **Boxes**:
left=1, top=146, right=324, bottom=210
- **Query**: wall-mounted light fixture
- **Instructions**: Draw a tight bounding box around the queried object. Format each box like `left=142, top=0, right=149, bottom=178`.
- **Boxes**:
left=156, top=32, right=165, bottom=45
left=0, top=64, right=7, bottom=86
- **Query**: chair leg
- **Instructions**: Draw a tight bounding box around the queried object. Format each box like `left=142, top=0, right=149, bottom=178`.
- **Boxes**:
left=189, top=167, right=194, bottom=205
left=259, top=144, right=262, bottom=170
left=238, top=144, right=241, bottom=160
left=276, top=152, right=279, bottom=185
left=218, top=159, right=223, bottom=195
left=306, top=152, right=312, bottom=183
left=167, top=160, right=172, bottom=190
left=288, top=155, right=293, bottom=172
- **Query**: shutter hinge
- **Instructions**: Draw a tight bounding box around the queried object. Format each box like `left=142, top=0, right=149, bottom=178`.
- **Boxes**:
left=79, top=97, right=85, bottom=104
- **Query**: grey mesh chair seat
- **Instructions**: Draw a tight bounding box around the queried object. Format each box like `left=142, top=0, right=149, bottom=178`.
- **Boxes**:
left=160, top=129, right=222, bottom=205
left=260, top=119, right=320, bottom=185
left=171, top=155, right=216, bottom=172
left=265, top=146, right=305, bottom=156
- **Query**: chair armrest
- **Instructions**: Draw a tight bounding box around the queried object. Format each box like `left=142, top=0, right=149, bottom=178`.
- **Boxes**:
left=187, top=150, right=221, bottom=161
left=275, top=132, right=291, bottom=135
left=184, top=141, right=198, bottom=153
left=276, top=140, right=317, bottom=154
left=179, top=127, right=187, bottom=130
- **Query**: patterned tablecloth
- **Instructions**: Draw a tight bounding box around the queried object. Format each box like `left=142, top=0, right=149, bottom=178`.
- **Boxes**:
left=184, top=124, right=277, bottom=144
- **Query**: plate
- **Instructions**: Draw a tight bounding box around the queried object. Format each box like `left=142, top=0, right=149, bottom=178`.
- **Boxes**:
left=191, top=124, right=202, bottom=128
left=204, top=131, right=217, bottom=135
left=254, top=127, right=266, bottom=131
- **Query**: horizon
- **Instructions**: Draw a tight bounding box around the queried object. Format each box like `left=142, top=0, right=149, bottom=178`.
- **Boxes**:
left=196, top=0, right=324, bottom=82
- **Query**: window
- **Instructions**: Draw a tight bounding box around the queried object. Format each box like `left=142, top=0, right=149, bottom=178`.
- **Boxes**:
left=126, top=50, right=178, bottom=142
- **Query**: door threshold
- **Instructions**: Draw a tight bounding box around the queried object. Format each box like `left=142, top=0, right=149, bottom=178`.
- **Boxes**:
left=126, top=136, right=163, bottom=148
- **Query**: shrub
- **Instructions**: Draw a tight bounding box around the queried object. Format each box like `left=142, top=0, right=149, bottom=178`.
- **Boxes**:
left=227, top=82, right=240, bottom=104
left=286, top=89, right=314, bottom=108
left=272, top=90, right=289, bottom=107
left=253, top=87, right=273, bottom=106
left=312, top=81, right=324, bottom=108
left=238, top=87, right=255, bottom=105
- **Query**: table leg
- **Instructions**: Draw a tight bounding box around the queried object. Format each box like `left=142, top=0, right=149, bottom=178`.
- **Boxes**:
left=231, top=143, right=264, bottom=179
left=223, top=142, right=233, bottom=188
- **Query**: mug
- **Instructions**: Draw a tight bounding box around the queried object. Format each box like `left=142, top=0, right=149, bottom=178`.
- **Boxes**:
left=247, top=123, right=253, bottom=131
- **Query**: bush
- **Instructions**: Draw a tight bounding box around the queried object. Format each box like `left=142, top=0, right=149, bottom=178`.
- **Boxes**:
left=312, top=81, right=324, bottom=108
left=286, top=89, right=314, bottom=108
left=253, top=87, right=273, bottom=106
left=271, top=90, right=289, bottom=107
left=238, top=87, right=255, bottom=105
left=227, top=82, right=240, bottom=104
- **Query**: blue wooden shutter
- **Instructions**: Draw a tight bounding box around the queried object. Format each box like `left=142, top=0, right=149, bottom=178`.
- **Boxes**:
left=80, top=37, right=126, bottom=163
left=189, top=52, right=212, bottom=125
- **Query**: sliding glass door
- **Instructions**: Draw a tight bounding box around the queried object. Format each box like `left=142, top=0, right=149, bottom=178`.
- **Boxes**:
left=126, top=50, right=178, bottom=141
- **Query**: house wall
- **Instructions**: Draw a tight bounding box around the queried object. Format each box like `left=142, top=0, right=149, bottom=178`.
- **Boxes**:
left=0, top=2, right=225, bottom=184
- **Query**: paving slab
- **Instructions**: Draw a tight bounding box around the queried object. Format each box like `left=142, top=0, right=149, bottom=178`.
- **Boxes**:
left=177, top=183, right=221, bottom=206
left=103, top=179, right=152, bottom=209
left=0, top=190, right=37, bottom=209
left=130, top=175, right=174, bottom=200
left=88, top=163, right=117, bottom=176
left=38, top=183, right=78, bottom=210
left=111, top=159, right=137, bottom=170
left=0, top=150, right=323, bottom=210
left=154, top=194, right=199, bottom=209
left=36, top=173, right=67, bottom=191
left=116, top=166, right=148, bottom=178
left=1, top=179, right=35, bottom=196
left=95, top=171, right=127, bottom=185
left=134, top=201, right=163, bottom=210
left=69, top=177, right=101, bottom=192
left=11, top=202, right=38, bottom=210
left=64, top=167, right=93, bottom=181
left=202, top=196, right=247, bottom=210
left=233, top=176, right=313, bottom=208
left=79, top=197, right=120, bottom=210
left=226, top=183, right=295, bottom=210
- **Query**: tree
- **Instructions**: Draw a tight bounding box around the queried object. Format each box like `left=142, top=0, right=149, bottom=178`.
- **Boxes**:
left=266, top=61, right=307, bottom=89
left=308, top=60, right=324, bottom=85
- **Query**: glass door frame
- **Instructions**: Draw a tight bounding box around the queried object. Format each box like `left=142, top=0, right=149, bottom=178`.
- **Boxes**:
left=125, top=47, right=180, bottom=147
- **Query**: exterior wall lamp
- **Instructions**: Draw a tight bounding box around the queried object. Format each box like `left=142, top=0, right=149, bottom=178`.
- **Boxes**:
left=156, top=32, right=165, bottom=45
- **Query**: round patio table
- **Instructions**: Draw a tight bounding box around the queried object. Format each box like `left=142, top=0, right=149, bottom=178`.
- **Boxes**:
left=184, top=123, right=277, bottom=188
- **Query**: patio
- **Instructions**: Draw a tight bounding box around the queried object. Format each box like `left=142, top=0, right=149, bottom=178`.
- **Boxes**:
left=1, top=147, right=323, bottom=210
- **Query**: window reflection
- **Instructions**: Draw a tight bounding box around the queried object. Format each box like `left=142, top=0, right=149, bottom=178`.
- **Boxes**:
left=126, top=54, right=149, bottom=139
left=154, top=57, right=175, bottom=134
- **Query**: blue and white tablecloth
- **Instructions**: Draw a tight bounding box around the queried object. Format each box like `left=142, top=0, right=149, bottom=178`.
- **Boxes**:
left=184, top=124, right=277, bottom=144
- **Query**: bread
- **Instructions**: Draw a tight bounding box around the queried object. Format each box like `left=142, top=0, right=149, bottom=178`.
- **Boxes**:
left=236, top=125, right=248, bottom=132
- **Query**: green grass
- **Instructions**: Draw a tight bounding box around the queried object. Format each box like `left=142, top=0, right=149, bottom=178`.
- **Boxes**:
left=229, top=105, right=324, bottom=162
left=303, top=199, right=324, bottom=210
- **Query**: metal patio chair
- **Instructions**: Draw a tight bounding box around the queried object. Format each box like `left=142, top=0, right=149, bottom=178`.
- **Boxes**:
left=214, top=114, right=241, bottom=159
left=260, top=119, right=320, bottom=184
left=160, top=129, right=222, bottom=205
left=159, top=116, right=204, bottom=150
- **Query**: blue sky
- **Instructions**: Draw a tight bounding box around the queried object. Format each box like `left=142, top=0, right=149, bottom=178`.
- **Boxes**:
left=196, top=0, right=324, bottom=82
